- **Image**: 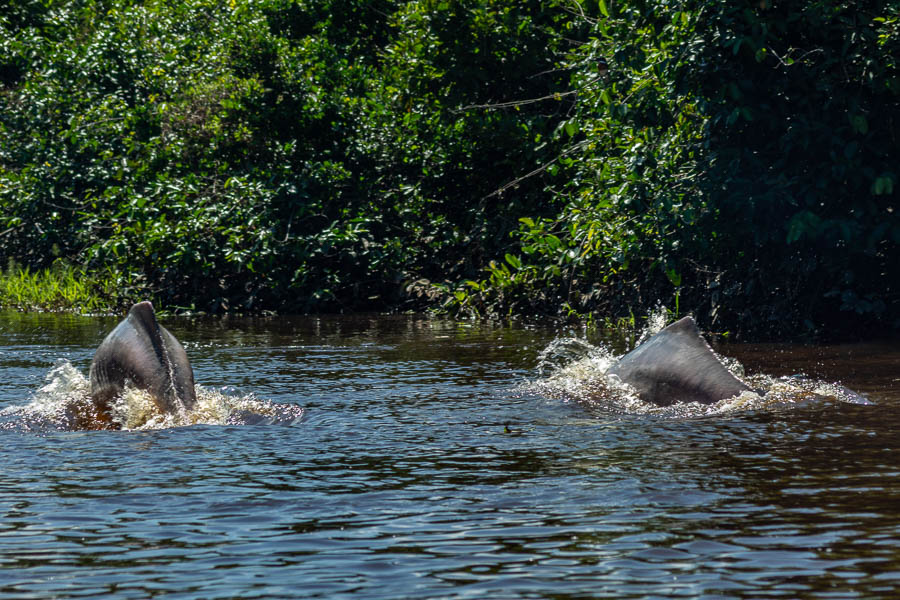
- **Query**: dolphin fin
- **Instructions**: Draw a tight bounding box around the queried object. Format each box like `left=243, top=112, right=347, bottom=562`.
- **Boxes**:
left=606, top=316, right=750, bottom=406
left=89, top=302, right=196, bottom=419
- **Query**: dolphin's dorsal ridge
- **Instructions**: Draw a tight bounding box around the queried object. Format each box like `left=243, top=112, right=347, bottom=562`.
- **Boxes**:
left=606, top=315, right=750, bottom=406
left=670, top=315, right=698, bottom=332
left=89, top=301, right=196, bottom=425
left=127, top=301, right=169, bottom=368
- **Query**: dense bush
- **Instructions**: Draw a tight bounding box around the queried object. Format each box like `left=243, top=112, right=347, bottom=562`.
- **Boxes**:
left=445, top=0, right=900, bottom=337
left=1, top=0, right=567, bottom=312
left=1, top=0, right=897, bottom=338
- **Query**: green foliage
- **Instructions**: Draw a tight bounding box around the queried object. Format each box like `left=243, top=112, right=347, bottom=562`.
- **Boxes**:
left=441, top=0, right=724, bottom=319
left=1, top=0, right=567, bottom=313
left=443, top=0, right=900, bottom=337
left=695, top=0, right=900, bottom=333
left=0, top=0, right=897, bottom=337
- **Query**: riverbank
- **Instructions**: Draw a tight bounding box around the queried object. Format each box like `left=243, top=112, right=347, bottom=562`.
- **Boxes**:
left=2, top=260, right=894, bottom=344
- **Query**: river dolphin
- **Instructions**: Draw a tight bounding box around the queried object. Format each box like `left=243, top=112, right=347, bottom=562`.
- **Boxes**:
left=89, top=301, right=196, bottom=420
left=606, top=316, right=751, bottom=406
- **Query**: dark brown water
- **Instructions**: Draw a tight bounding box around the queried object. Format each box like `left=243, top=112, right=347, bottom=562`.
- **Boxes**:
left=1, top=312, right=898, bottom=598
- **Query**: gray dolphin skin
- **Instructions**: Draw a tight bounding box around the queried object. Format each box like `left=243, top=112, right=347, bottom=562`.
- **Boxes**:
left=89, top=301, right=196, bottom=418
left=606, top=316, right=751, bottom=406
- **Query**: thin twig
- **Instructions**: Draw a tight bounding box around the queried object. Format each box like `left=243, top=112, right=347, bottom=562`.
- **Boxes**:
left=455, top=90, right=577, bottom=113
left=565, top=0, right=598, bottom=26
left=0, top=224, right=24, bottom=238
left=454, top=69, right=608, bottom=114
left=483, top=138, right=591, bottom=199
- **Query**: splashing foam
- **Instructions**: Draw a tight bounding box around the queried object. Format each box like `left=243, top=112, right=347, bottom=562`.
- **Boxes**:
left=1, top=361, right=303, bottom=431
left=634, top=305, right=669, bottom=346
left=524, top=316, right=869, bottom=418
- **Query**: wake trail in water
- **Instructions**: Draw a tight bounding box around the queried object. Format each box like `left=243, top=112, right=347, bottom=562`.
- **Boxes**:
left=0, top=361, right=304, bottom=431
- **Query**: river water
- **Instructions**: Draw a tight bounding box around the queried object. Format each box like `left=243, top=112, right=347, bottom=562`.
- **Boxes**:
left=0, top=311, right=898, bottom=598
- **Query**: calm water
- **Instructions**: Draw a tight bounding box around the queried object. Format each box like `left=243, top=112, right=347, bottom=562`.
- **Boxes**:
left=1, top=311, right=899, bottom=599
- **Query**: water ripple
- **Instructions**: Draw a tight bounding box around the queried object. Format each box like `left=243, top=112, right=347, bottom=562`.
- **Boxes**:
left=1, top=313, right=899, bottom=598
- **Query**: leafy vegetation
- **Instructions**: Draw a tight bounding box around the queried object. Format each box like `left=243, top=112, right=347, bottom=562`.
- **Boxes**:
left=0, top=260, right=125, bottom=312
left=438, top=0, right=900, bottom=337
left=1, top=0, right=897, bottom=338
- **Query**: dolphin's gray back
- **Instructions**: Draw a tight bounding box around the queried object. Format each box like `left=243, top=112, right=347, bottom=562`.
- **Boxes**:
left=607, top=316, right=750, bottom=406
left=89, top=302, right=196, bottom=414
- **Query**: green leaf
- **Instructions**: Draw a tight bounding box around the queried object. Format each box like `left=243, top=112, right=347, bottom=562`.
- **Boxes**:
left=598, top=0, right=609, bottom=17
left=849, top=114, right=869, bottom=134
left=543, top=234, right=562, bottom=251
left=786, top=211, right=822, bottom=244
left=666, top=268, right=682, bottom=287
left=873, top=176, right=894, bottom=195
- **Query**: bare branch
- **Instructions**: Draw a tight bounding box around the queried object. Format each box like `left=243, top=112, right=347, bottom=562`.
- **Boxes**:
left=454, top=90, right=577, bottom=113
left=483, top=139, right=591, bottom=199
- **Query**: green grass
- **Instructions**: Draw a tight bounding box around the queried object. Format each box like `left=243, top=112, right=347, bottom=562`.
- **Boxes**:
left=0, top=260, right=127, bottom=313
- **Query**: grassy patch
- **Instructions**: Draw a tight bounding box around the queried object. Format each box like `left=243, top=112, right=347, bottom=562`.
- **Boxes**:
left=0, top=260, right=127, bottom=313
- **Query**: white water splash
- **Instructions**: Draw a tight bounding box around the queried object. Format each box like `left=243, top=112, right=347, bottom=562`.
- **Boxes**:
left=634, top=305, right=670, bottom=346
left=0, top=361, right=93, bottom=429
left=1, top=361, right=303, bottom=431
left=523, top=316, right=869, bottom=418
